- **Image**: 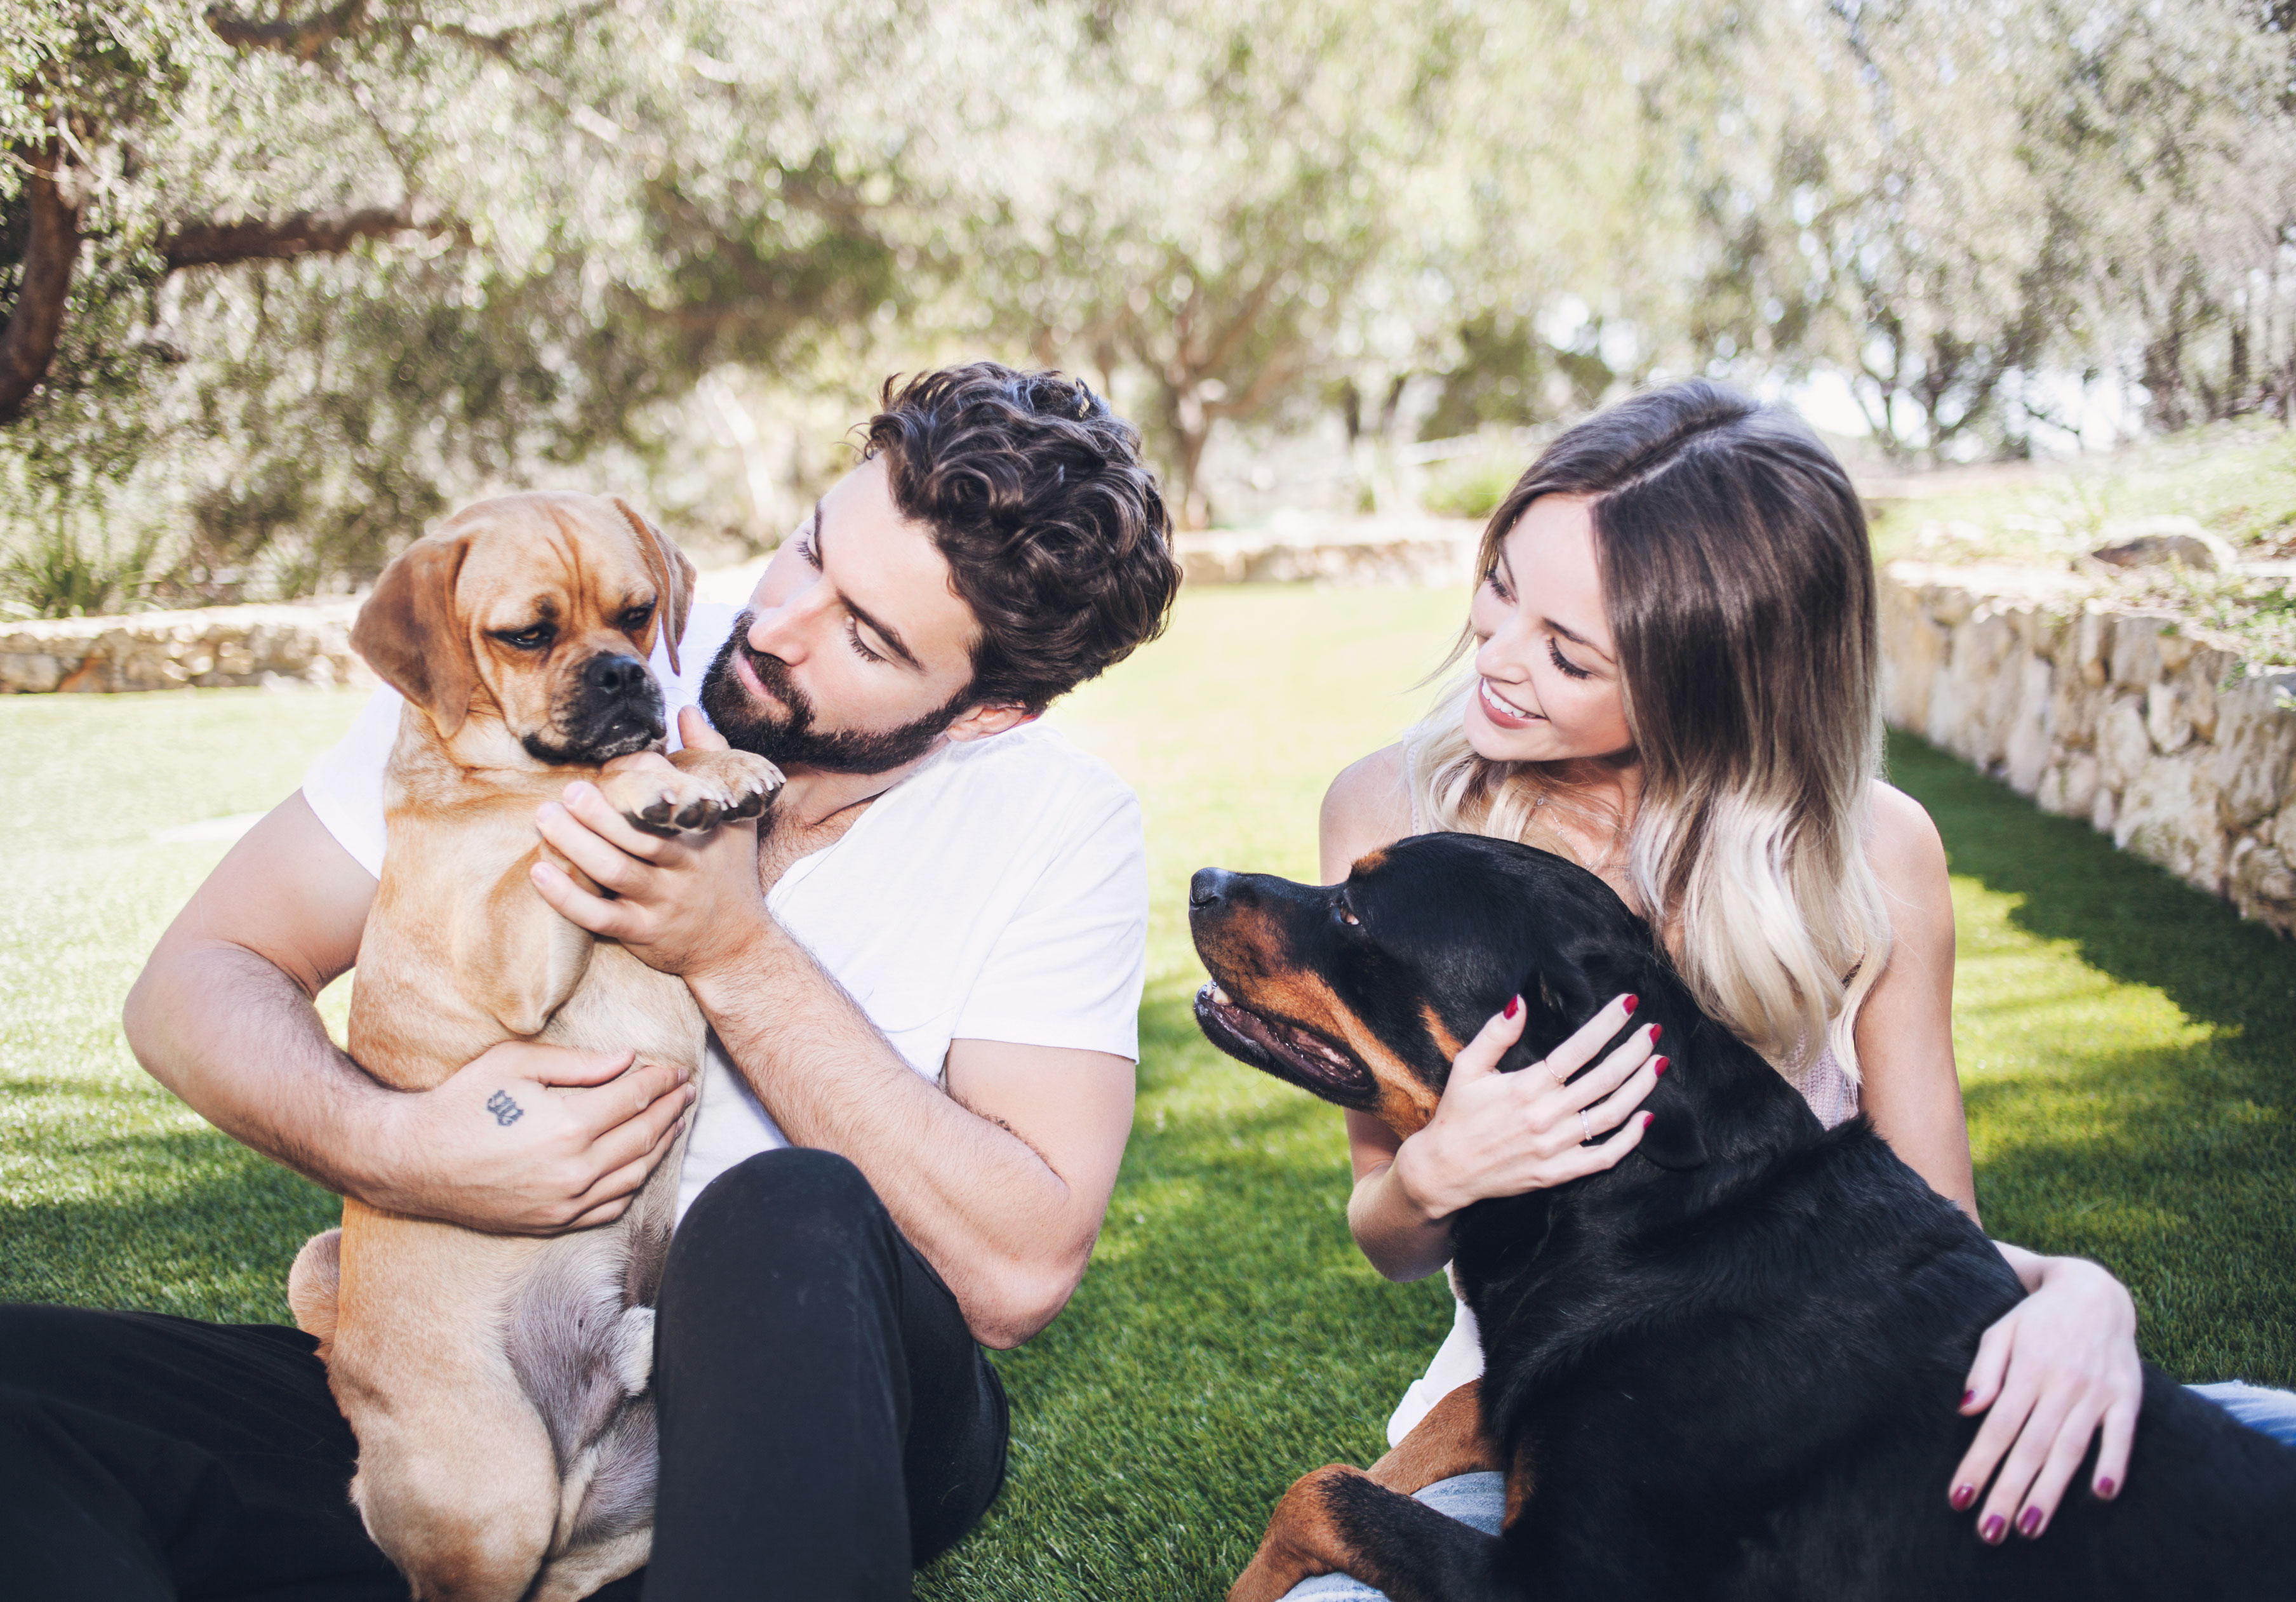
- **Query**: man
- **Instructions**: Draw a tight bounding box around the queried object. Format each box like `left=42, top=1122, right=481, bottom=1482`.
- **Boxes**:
left=0, top=363, right=1183, bottom=1600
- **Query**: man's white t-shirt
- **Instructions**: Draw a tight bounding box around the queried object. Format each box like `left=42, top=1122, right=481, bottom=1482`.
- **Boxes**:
left=302, top=603, right=1147, bottom=1222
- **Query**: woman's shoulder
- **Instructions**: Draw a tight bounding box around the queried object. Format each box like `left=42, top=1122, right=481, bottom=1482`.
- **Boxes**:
left=1866, top=780, right=1949, bottom=901
left=1321, top=744, right=1415, bottom=882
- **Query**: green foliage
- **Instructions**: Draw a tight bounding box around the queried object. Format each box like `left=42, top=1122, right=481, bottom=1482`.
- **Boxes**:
left=5, top=587, right=2293, bottom=1597
left=1419, top=450, right=1520, bottom=521
left=7, top=0, right=2296, bottom=593
left=0, top=507, right=161, bottom=617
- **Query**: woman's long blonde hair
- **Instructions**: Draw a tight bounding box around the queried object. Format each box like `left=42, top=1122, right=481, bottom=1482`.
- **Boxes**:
left=1407, top=380, right=1890, bottom=1078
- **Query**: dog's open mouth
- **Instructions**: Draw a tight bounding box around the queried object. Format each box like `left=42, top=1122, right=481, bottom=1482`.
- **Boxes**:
left=1193, top=982, right=1377, bottom=1106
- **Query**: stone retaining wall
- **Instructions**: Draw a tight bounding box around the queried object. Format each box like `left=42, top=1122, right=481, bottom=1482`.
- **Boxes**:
left=0, top=600, right=371, bottom=693
left=1880, top=559, right=2296, bottom=933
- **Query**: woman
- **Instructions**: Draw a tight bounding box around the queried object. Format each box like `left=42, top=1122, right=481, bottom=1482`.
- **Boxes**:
left=1287, top=382, right=2295, bottom=1598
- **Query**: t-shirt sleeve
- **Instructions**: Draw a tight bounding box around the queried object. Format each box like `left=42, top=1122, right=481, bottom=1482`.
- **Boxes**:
left=300, top=685, right=403, bottom=879
left=950, top=779, right=1148, bottom=1061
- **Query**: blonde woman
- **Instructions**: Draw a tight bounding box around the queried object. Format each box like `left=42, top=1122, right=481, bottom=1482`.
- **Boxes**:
left=1288, top=382, right=2295, bottom=1599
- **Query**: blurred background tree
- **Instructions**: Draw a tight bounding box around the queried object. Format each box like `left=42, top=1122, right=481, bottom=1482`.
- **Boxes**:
left=4, top=0, right=2292, bottom=611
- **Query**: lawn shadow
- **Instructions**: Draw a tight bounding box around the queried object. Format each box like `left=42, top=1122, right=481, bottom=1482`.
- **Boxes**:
left=1887, top=730, right=2296, bottom=1385
left=1886, top=730, right=2296, bottom=1051
left=0, top=1121, right=338, bottom=1324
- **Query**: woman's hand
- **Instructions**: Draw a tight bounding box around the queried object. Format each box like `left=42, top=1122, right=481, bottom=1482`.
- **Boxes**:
left=1948, top=1250, right=2142, bottom=1541
left=1389, top=992, right=1662, bottom=1221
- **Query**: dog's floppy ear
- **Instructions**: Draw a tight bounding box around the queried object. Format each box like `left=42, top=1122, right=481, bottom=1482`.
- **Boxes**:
left=353, top=535, right=477, bottom=738
left=612, top=496, right=693, bottom=676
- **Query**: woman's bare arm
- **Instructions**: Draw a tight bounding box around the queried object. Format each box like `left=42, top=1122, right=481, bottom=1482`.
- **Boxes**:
left=1323, top=747, right=1453, bottom=1280
left=1853, top=782, right=1977, bottom=1215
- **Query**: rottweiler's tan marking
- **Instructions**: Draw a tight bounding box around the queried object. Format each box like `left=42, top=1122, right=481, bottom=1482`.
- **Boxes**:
left=1227, top=1382, right=1498, bottom=1602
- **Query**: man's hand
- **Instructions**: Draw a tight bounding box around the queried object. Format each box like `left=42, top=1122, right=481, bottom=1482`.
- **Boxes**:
left=529, top=710, right=771, bottom=982
left=368, top=1041, right=695, bottom=1233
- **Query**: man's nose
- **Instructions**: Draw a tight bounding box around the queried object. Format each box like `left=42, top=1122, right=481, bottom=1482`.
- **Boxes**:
left=747, top=592, right=820, bottom=662
left=583, top=653, right=651, bottom=698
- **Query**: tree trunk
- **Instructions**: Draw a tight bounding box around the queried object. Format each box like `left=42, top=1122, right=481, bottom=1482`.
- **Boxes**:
left=164, top=201, right=442, bottom=270
left=0, top=140, right=83, bottom=425
left=1163, top=379, right=1213, bottom=530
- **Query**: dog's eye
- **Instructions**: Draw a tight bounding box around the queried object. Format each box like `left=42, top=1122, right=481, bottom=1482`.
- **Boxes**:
left=620, top=604, right=655, bottom=634
left=495, top=624, right=555, bottom=651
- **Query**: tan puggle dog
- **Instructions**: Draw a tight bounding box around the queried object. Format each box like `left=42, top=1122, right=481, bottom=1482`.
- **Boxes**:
left=286, top=492, right=780, bottom=1602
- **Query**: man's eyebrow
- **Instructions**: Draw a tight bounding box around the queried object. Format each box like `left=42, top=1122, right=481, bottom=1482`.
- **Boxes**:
left=813, top=506, right=924, bottom=671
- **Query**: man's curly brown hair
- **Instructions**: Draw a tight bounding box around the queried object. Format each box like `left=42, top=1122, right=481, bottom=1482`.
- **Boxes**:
left=862, top=363, right=1181, bottom=714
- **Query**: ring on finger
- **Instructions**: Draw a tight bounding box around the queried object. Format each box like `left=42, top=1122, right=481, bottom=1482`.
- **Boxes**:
left=1580, top=1107, right=1594, bottom=1141
left=1547, top=1059, right=1569, bottom=1087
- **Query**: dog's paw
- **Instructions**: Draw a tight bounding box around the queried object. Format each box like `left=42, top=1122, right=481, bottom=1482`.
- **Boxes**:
left=669, top=747, right=784, bottom=823
left=596, top=758, right=777, bottom=837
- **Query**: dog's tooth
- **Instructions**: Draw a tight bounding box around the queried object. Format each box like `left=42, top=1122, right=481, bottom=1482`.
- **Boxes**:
left=1211, top=985, right=1231, bottom=1005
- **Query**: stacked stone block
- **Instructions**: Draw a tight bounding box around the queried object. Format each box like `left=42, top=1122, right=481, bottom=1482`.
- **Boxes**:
left=1881, top=559, right=2296, bottom=933
left=0, top=600, right=370, bottom=694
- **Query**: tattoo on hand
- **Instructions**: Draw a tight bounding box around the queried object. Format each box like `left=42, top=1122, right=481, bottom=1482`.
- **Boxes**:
left=486, top=1090, right=525, bottom=1127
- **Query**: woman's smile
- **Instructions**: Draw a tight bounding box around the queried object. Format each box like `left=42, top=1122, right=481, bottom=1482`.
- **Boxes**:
left=1478, top=676, right=1542, bottom=726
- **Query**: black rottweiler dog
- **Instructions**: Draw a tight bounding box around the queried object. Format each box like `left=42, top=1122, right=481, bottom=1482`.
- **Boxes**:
left=1188, top=832, right=2296, bottom=1602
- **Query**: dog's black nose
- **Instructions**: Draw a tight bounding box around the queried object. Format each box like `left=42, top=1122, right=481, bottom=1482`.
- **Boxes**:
left=1189, top=868, right=1232, bottom=909
left=584, top=653, right=651, bottom=698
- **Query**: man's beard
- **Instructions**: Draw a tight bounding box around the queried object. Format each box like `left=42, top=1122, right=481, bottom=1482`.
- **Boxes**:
left=698, top=614, right=969, bottom=775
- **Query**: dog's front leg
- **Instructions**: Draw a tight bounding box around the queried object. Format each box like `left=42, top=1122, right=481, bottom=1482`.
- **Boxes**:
left=1229, top=1464, right=1528, bottom=1602
left=455, top=847, right=598, bottom=1039
left=1231, top=1383, right=1505, bottom=1602
left=1366, top=1380, right=1498, bottom=1494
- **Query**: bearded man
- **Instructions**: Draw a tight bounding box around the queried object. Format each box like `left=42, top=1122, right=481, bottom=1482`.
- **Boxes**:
left=0, top=364, right=1182, bottom=1601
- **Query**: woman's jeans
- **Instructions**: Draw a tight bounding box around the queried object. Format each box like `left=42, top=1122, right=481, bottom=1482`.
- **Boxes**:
left=1281, top=1381, right=2296, bottom=1601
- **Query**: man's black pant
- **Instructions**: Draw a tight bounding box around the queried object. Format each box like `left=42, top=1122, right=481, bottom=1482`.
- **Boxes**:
left=0, top=1148, right=1008, bottom=1601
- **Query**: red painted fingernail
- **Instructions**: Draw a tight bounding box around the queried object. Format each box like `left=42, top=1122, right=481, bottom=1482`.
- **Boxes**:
left=2095, top=1476, right=2116, bottom=1500
left=1641, top=1111, right=1654, bottom=1128
left=1652, top=1057, right=1669, bottom=1078
left=1504, top=995, right=1521, bottom=1020
left=1621, top=993, right=1638, bottom=1013
left=1950, top=1484, right=1976, bottom=1511
left=2017, top=1506, right=2043, bottom=1539
left=1648, top=1023, right=1662, bottom=1045
left=1980, top=1514, right=2006, bottom=1544
left=1960, top=1390, right=1975, bottom=1408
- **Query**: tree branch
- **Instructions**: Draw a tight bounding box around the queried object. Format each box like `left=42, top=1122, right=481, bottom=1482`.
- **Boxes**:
left=0, top=141, right=83, bottom=425
left=204, top=0, right=371, bottom=61
left=163, top=200, right=449, bottom=270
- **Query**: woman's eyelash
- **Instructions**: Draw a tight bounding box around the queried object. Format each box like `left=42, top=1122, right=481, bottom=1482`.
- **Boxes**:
left=797, top=534, right=820, bottom=566
left=1547, top=638, right=1592, bottom=681
left=1484, top=569, right=1511, bottom=601
left=844, top=618, right=885, bottom=664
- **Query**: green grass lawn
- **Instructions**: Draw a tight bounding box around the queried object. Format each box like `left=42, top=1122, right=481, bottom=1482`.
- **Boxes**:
left=3, top=582, right=2292, bottom=1598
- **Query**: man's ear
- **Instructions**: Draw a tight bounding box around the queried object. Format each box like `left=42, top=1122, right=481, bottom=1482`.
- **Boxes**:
left=352, top=535, right=476, bottom=738
left=945, top=703, right=1039, bottom=744
left=612, top=495, right=694, bottom=676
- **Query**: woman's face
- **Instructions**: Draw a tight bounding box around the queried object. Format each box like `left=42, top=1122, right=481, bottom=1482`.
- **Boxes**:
left=1463, top=493, right=1634, bottom=764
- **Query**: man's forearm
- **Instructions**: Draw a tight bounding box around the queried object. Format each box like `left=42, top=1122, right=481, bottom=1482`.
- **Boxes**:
left=125, top=937, right=391, bottom=1198
left=688, top=921, right=1088, bottom=1346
